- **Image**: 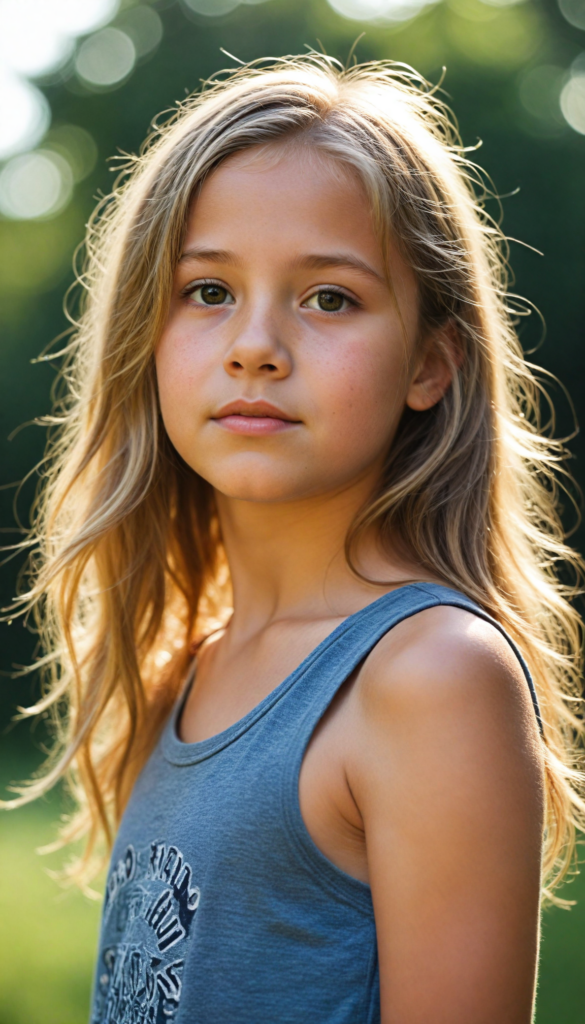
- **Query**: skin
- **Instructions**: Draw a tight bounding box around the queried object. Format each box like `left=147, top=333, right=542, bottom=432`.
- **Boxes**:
left=155, top=144, right=544, bottom=1024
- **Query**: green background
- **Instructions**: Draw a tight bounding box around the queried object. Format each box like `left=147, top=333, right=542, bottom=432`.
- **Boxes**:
left=1, top=0, right=584, bottom=1020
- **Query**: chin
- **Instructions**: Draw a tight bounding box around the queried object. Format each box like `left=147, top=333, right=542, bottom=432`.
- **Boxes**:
left=201, top=465, right=328, bottom=504
left=212, top=475, right=306, bottom=504
left=193, top=452, right=318, bottom=504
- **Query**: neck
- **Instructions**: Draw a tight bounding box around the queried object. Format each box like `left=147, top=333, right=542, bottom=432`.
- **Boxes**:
left=215, top=472, right=411, bottom=637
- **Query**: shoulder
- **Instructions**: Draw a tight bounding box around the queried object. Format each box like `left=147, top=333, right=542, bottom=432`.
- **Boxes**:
left=358, top=603, right=540, bottom=743
left=349, top=603, right=544, bottom=816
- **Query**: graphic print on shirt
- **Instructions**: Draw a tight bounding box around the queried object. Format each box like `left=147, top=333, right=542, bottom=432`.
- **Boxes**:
left=91, top=840, right=200, bottom=1024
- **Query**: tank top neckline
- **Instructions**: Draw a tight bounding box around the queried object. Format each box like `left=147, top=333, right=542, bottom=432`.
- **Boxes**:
left=162, top=581, right=435, bottom=767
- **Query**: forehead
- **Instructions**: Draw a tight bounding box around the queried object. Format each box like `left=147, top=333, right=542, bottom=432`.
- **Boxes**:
left=181, top=141, right=418, bottom=313
left=186, top=143, right=375, bottom=246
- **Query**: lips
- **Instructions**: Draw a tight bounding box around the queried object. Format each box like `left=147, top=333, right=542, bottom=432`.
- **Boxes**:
left=211, top=400, right=300, bottom=436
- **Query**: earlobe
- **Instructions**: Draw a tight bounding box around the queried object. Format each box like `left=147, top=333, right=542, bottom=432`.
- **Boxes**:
left=405, top=323, right=461, bottom=412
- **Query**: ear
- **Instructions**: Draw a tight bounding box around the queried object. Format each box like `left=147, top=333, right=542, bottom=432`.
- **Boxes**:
left=405, top=322, right=461, bottom=413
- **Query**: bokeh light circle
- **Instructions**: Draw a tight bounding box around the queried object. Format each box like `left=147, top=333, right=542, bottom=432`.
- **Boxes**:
left=181, top=0, right=242, bottom=17
left=0, top=0, right=74, bottom=79
left=558, top=0, right=585, bottom=30
left=326, top=0, right=430, bottom=23
left=0, top=73, right=51, bottom=160
left=0, top=150, right=73, bottom=220
left=560, top=74, right=585, bottom=134
left=117, top=6, right=164, bottom=59
left=51, top=0, right=121, bottom=36
left=75, top=27, right=136, bottom=88
left=479, top=0, right=526, bottom=7
left=44, top=124, right=98, bottom=182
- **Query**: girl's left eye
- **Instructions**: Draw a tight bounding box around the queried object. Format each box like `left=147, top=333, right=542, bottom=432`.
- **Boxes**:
left=303, top=290, right=354, bottom=313
left=186, top=282, right=235, bottom=306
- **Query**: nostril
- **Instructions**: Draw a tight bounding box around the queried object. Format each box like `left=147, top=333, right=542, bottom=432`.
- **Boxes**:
left=262, top=364, right=278, bottom=372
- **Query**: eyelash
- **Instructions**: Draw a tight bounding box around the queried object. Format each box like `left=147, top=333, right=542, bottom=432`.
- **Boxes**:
left=302, top=287, right=358, bottom=314
left=182, top=279, right=234, bottom=305
left=181, top=279, right=359, bottom=313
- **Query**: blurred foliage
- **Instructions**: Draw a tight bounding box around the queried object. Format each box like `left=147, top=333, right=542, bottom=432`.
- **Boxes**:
left=1, top=0, right=584, bottom=1020
left=0, top=797, right=103, bottom=1024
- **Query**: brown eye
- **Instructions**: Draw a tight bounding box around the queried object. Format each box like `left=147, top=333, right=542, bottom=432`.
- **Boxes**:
left=200, top=284, right=228, bottom=305
left=304, top=290, right=350, bottom=313
left=319, top=292, right=343, bottom=311
left=188, top=282, right=235, bottom=306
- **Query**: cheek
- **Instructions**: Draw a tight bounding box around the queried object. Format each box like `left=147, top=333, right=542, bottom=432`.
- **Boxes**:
left=310, top=332, right=408, bottom=460
left=155, top=325, right=209, bottom=448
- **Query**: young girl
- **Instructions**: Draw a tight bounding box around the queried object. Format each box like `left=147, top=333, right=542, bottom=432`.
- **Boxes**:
left=6, top=55, right=585, bottom=1023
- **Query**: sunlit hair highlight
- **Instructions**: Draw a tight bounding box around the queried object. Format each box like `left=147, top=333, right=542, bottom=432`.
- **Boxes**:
left=4, top=54, right=584, bottom=900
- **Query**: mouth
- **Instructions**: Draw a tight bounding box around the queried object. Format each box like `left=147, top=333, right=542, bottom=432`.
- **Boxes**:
left=211, top=400, right=301, bottom=437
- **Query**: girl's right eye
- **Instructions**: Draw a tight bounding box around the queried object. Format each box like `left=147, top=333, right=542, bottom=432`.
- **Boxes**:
left=185, top=282, right=235, bottom=306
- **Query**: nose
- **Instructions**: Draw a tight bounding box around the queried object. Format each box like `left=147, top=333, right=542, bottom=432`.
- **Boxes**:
left=223, top=304, right=292, bottom=380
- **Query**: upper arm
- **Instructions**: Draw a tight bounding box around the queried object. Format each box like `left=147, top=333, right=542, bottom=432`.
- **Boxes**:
left=351, top=606, right=544, bottom=1024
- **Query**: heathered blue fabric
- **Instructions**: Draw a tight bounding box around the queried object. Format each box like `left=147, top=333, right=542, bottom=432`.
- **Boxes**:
left=90, top=582, right=541, bottom=1024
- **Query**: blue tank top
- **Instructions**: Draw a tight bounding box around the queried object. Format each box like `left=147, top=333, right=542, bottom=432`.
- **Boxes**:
left=90, top=582, right=541, bottom=1024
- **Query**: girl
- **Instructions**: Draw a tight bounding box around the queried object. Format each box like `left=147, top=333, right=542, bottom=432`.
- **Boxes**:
left=6, top=55, right=585, bottom=1024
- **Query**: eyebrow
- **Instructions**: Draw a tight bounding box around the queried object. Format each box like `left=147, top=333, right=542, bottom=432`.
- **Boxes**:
left=179, top=247, right=384, bottom=283
left=179, top=247, right=240, bottom=265
left=294, top=253, right=385, bottom=284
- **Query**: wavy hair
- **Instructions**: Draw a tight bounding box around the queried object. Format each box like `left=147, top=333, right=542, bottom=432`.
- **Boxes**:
left=4, top=54, right=584, bottom=899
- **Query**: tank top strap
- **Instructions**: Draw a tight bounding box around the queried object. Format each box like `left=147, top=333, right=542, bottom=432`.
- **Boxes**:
left=288, top=581, right=543, bottom=737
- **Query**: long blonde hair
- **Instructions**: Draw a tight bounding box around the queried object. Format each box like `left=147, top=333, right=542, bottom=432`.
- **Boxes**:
left=4, top=55, right=584, bottom=899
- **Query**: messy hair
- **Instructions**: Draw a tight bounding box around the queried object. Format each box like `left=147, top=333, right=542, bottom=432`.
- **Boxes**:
left=4, top=54, right=584, bottom=899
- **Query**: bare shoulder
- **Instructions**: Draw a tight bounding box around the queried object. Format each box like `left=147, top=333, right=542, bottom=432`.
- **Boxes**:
left=349, top=604, right=544, bottom=822
left=357, top=604, right=541, bottom=749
